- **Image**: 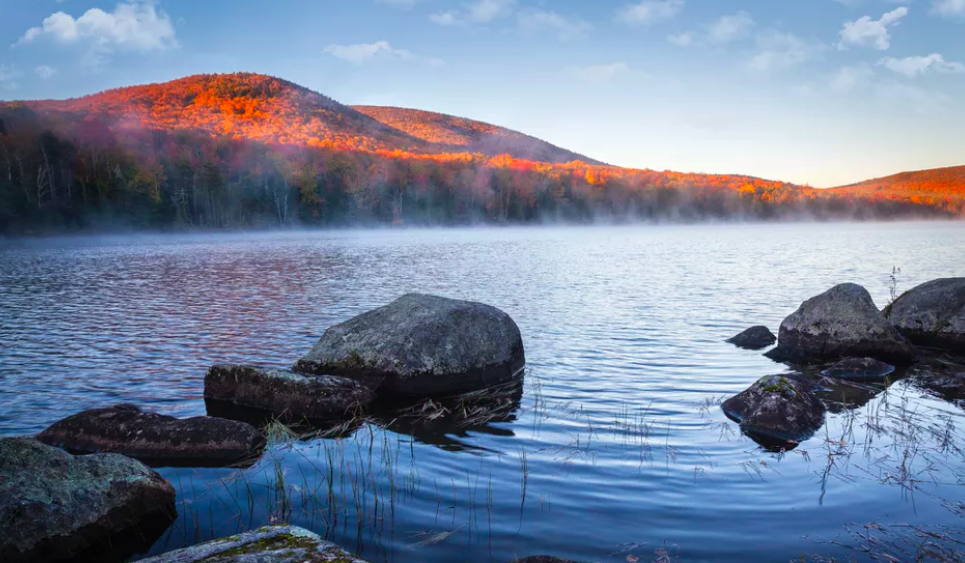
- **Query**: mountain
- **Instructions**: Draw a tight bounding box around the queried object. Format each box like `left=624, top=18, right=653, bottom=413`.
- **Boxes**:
left=833, top=166, right=965, bottom=201
left=17, top=73, right=594, bottom=165
left=351, top=105, right=599, bottom=165
left=0, top=73, right=962, bottom=235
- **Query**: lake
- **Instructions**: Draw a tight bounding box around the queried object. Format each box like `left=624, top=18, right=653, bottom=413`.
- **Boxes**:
left=2, top=222, right=965, bottom=563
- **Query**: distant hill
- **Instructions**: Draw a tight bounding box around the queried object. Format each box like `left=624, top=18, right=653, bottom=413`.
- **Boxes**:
left=351, top=105, right=599, bottom=164
left=0, top=72, right=962, bottom=234
left=16, top=73, right=595, bottom=164
left=833, top=166, right=965, bottom=202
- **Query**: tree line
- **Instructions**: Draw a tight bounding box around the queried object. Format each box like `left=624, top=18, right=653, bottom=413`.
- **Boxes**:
left=1, top=103, right=960, bottom=236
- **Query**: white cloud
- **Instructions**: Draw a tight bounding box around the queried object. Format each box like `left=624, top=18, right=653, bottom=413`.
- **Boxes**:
left=15, top=0, right=177, bottom=66
left=931, top=0, right=965, bottom=18
left=879, top=53, right=965, bottom=76
left=324, top=41, right=443, bottom=66
left=566, top=62, right=630, bottom=82
left=430, top=0, right=516, bottom=26
left=517, top=8, right=592, bottom=40
left=705, top=12, right=755, bottom=44
left=837, top=7, right=908, bottom=50
left=667, top=32, right=694, bottom=46
left=35, top=65, right=57, bottom=80
left=616, top=0, right=684, bottom=26
left=748, top=31, right=825, bottom=72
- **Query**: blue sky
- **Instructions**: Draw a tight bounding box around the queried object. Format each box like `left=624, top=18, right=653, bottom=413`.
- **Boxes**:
left=1, top=0, right=964, bottom=187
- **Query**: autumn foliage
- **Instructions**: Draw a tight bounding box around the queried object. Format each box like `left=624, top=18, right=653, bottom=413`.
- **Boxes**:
left=0, top=73, right=962, bottom=234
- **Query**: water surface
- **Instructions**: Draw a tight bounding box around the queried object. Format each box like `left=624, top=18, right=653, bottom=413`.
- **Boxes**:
left=2, top=222, right=965, bottom=563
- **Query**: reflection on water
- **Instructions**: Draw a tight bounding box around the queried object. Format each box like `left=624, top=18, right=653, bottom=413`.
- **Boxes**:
left=2, top=223, right=965, bottom=563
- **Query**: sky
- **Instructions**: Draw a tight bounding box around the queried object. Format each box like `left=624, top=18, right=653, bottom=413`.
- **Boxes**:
left=1, top=0, right=964, bottom=187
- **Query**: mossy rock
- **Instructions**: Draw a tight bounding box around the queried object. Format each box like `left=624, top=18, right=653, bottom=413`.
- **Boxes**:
left=0, top=437, right=176, bottom=563
left=722, top=374, right=825, bottom=448
left=133, top=526, right=371, bottom=563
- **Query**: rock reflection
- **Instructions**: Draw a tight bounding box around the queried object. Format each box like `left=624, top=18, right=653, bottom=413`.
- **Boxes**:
left=205, top=378, right=524, bottom=454
left=67, top=510, right=176, bottom=563
left=372, top=379, right=524, bottom=453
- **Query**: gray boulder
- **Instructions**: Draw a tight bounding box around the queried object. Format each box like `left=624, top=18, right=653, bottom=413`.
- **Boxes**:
left=821, top=357, right=895, bottom=380
left=294, top=294, right=526, bottom=398
left=205, top=365, right=376, bottom=422
left=766, top=283, right=916, bottom=364
left=0, top=437, right=176, bottom=563
left=727, top=326, right=777, bottom=350
left=722, top=375, right=826, bottom=444
left=134, top=525, right=369, bottom=563
left=885, top=278, right=965, bottom=353
left=36, top=405, right=265, bottom=467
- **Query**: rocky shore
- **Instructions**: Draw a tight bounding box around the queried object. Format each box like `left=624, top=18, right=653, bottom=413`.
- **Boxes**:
left=726, top=277, right=964, bottom=449
left=3, top=280, right=962, bottom=562
left=0, top=293, right=527, bottom=562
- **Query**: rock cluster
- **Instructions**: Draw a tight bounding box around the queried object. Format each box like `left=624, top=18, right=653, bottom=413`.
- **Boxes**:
left=208, top=294, right=526, bottom=421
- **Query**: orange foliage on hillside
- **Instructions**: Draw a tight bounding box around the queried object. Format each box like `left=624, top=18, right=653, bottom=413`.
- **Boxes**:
left=352, top=105, right=596, bottom=164
left=24, top=73, right=594, bottom=165
left=2, top=72, right=962, bottom=234
left=833, top=166, right=965, bottom=205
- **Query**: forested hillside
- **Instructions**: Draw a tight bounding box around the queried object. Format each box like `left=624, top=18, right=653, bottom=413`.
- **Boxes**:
left=0, top=73, right=961, bottom=235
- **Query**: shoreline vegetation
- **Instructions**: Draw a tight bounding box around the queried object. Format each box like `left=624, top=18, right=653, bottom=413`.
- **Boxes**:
left=2, top=73, right=963, bottom=237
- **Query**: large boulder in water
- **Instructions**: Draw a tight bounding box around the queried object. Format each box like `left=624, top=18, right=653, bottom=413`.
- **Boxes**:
left=726, top=326, right=777, bottom=350
left=36, top=404, right=265, bottom=467
left=722, top=375, right=826, bottom=445
left=134, top=525, right=370, bottom=563
left=0, top=437, right=176, bottom=563
left=205, top=365, right=376, bottom=422
left=294, top=294, right=526, bottom=398
left=885, top=278, right=965, bottom=353
left=766, top=283, right=916, bottom=364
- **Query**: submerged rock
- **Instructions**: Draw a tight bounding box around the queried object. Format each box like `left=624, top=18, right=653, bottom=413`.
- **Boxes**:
left=722, top=374, right=826, bottom=445
left=294, top=293, right=526, bottom=398
left=133, top=525, right=370, bottom=563
left=36, top=405, right=265, bottom=467
left=766, top=283, right=916, bottom=364
left=726, top=326, right=777, bottom=350
left=885, top=278, right=965, bottom=353
left=0, top=437, right=176, bottom=563
left=205, top=365, right=376, bottom=422
left=821, top=357, right=896, bottom=380
left=513, top=558, right=584, bottom=563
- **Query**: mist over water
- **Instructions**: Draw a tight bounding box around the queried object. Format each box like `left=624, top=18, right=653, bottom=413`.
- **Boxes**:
left=2, top=222, right=965, bottom=563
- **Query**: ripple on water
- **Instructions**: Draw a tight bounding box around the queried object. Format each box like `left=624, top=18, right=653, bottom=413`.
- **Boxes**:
left=2, top=223, right=965, bottom=563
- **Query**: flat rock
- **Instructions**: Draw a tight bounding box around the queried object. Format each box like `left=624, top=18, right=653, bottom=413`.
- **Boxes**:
left=885, top=277, right=965, bottom=353
left=294, top=293, right=526, bottom=398
left=205, top=365, right=376, bottom=422
left=722, top=374, right=826, bottom=444
left=766, top=283, right=916, bottom=364
left=726, top=326, right=777, bottom=350
left=36, top=405, right=265, bottom=467
left=0, top=437, right=176, bottom=563
left=133, top=525, right=370, bottom=563
left=821, top=357, right=896, bottom=380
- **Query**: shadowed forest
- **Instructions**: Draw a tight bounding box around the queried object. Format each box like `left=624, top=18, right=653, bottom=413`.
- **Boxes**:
left=1, top=73, right=963, bottom=235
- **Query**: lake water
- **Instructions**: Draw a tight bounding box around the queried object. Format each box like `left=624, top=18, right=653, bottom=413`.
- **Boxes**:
left=2, top=222, right=965, bottom=563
